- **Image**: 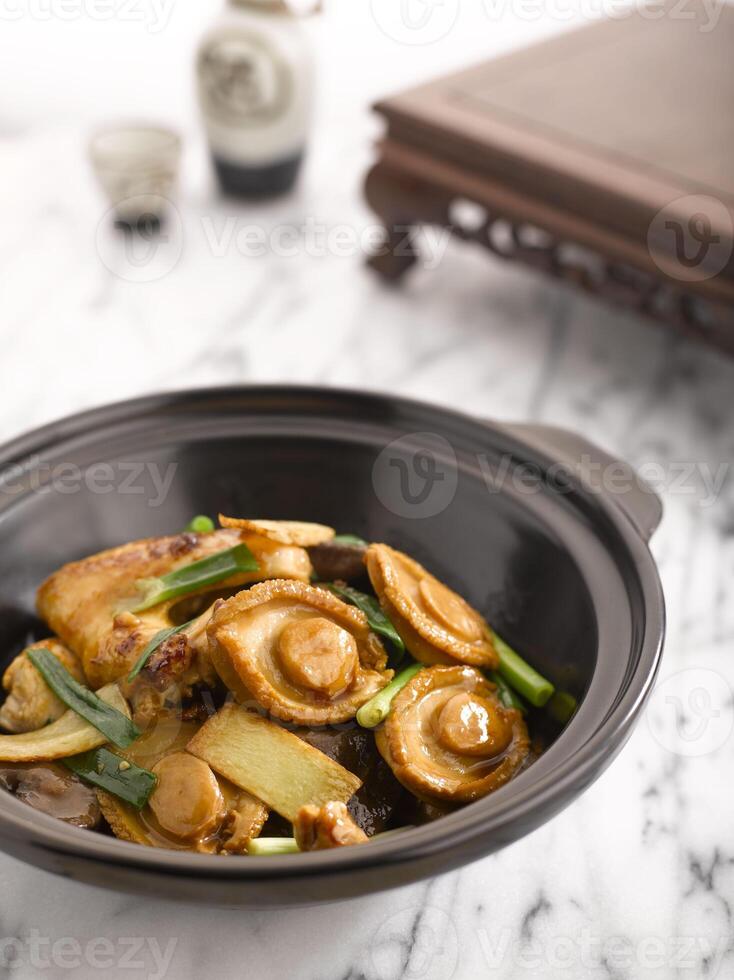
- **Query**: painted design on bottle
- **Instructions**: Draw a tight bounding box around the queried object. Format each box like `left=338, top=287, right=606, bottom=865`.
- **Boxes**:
left=198, top=34, right=294, bottom=129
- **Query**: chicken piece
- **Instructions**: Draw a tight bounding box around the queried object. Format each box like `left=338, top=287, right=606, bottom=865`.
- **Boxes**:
left=37, top=529, right=313, bottom=689
left=0, top=640, right=84, bottom=734
left=294, top=801, right=368, bottom=851
left=99, top=605, right=221, bottom=727
left=220, top=793, right=270, bottom=854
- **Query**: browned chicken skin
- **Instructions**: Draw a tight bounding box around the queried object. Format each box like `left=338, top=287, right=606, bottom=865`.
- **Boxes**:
left=37, top=529, right=313, bottom=689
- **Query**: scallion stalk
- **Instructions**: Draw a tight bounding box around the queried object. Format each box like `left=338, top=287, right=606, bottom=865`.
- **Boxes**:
left=129, top=543, right=258, bottom=613
left=486, top=669, right=529, bottom=715
left=356, top=663, right=423, bottom=729
left=332, top=534, right=368, bottom=547
left=247, top=826, right=416, bottom=856
left=491, top=632, right=555, bottom=708
left=547, top=690, right=578, bottom=725
left=28, top=649, right=139, bottom=748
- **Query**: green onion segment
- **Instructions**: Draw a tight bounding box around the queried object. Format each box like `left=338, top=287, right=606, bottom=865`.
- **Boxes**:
left=28, top=649, right=139, bottom=748
left=129, top=543, right=259, bottom=613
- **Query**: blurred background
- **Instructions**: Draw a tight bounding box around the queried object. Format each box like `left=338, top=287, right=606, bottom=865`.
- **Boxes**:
left=1, top=2, right=733, bottom=979
left=1, top=1, right=732, bottom=422
left=3, top=0, right=728, bottom=427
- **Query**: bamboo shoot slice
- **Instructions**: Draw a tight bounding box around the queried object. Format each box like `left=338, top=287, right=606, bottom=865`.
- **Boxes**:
left=187, top=704, right=362, bottom=822
left=219, top=517, right=335, bottom=547
left=0, top=685, right=130, bottom=763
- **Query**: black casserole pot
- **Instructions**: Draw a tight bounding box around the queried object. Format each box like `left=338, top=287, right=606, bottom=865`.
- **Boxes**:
left=0, top=387, right=665, bottom=906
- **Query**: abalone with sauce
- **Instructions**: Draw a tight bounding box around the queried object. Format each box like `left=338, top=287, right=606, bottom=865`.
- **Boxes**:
left=366, top=544, right=499, bottom=668
left=0, top=514, right=557, bottom=858
left=376, top=666, right=530, bottom=803
left=208, top=580, right=393, bottom=725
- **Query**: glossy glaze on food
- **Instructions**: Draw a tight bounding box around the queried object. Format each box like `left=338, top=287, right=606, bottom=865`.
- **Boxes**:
left=0, top=518, right=551, bottom=857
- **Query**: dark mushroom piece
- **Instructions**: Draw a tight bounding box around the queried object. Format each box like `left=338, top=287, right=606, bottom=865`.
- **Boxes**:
left=308, top=541, right=367, bottom=583
left=295, top=725, right=406, bottom=835
left=0, top=762, right=101, bottom=829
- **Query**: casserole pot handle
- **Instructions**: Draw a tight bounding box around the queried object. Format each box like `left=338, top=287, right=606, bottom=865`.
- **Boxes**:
left=499, top=423, right=663, bottom=542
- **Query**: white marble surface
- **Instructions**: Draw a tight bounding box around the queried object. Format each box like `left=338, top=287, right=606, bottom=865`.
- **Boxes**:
left=1, top=4, right=734, bottom=979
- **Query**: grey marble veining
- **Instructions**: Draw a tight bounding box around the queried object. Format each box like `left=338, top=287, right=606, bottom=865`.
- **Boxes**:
left=1, top=9, right=734, bottom=980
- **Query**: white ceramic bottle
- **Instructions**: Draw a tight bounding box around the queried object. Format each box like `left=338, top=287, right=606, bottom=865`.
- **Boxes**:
left=197, top=0, right=315, bottom=197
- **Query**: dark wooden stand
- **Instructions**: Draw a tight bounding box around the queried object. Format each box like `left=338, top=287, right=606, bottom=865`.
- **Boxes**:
left=365, top=8, right=734, bottom=353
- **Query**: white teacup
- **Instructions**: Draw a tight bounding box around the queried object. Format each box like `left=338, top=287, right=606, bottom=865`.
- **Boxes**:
left=89, top=125, right=182, bottom=225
